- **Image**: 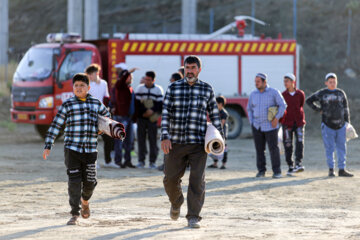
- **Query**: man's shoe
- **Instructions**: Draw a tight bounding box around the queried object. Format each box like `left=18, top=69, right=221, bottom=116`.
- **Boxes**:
left=136, top=162, right=145, bottom=169
left=207, top=163, right=218, bottom=168
left=124, top=162, right=136, bottom=168
left=149, top=163, right=157, bottom=169
left=104, top=162, right=120, bottom=169
left=170, top=205, right=180, bottom=221
left=328, top=168, right=335, bottom=177
left=66, top=215, right=79, bottom=225
left=339, top=169, right=354, bottom=177
left=188, top=218, right=200, bottom=228
left=157, top=164, right=164, bottom=171
left=287, top=167, right=294, bottom=176
left=294, top=164, right=305, bottom=173
left=256, top=172, right=265, bottom=178
left=272, top=173, right=282, bottom=179
left=220, top=165, right=226, bottom=169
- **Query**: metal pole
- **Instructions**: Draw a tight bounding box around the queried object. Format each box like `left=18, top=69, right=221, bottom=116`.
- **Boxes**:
left=251, top=0, right=255, bottom=36
left=293, top=0, right=297, bottom=40
left=209, top=8, right=214, bottom=33
left=181, top=0, right=197, bottom=34
left=84, top=0, right=99, bottom=40
left=67, top=0, right=83, bottom=35
left=0, top=0, right=9, bottom=85
left=347, top=8, right=352, bottom=58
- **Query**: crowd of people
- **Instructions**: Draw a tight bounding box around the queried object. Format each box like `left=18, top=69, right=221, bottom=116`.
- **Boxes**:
left=42, top=54, right=354, bottom=228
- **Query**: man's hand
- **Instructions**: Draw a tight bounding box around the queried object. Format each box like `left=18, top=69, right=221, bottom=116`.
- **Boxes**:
left=143, top=109, right=154, bottom=118
left=271, top=118, right=279, bottom=128
left=43, top=149, right=50, bottom=160
left=110, top=108, right=115, bottom=115
left=161, top=139, right=172, bottom=154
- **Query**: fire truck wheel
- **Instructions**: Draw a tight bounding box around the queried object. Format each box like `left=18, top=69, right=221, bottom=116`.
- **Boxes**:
left=35, top=124, right=63, bottom=140
left=227, top=108, right=243, bottom=139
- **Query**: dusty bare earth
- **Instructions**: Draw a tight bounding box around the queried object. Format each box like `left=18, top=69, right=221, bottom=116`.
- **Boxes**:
left=0, top=122, right=360, bottom=240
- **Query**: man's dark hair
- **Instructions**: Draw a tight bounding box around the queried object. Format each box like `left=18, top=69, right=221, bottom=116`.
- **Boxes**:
left=184, top=55, right=201, bottom=68
left=145, top=71, right=156, bottom=80
left=178, top=66, right=185, bottom=76
left=216, top=96, right=227, bottom=106
left=73, top=73, right=89, bottom=85
left=171, top=72, right=183, bottom=81
left=85, top=64, right=100, bottom=75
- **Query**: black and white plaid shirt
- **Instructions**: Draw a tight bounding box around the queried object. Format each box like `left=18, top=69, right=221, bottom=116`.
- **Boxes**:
left=161, top=78, right=223, bottom=144
left=44, top=94, right=110, bottom=153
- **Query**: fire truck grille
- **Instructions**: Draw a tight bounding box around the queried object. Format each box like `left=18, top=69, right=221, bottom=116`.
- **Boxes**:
left=12, top=86, right=53, bottom=103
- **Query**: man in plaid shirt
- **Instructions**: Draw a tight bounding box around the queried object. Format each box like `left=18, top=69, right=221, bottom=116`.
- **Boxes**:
left=161, top=55, right=223, bottom=229
left=43, top=73, right=110, bottom=225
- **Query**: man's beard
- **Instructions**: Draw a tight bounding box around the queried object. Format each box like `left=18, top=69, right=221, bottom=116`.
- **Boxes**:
left=186, top=73, right=197, bottom=83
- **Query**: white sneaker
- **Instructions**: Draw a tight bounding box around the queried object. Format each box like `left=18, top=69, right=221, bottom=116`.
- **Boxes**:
left=103, top=162, right=120, bottom=169
left=96, top=162, right=101, bottom=169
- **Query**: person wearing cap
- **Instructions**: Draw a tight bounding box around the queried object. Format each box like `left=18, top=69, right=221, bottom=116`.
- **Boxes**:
left=247, top=73, right=287, bottom=178
left=306, top=73, right=353, bottom=177
left=281, top=73, right=306, bottom=176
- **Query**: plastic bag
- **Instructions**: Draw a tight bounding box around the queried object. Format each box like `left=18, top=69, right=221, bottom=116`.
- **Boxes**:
left=346, top=123, right=358, bottom=142
left=278, top=127, right=284, bottom=155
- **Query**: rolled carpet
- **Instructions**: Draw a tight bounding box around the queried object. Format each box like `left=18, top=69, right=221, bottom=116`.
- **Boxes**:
left=98, top=115, right=126, bottom=140
left=205, top=123, right=225, bottom=155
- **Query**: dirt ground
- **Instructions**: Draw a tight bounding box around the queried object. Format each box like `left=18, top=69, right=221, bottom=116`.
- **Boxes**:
left=0, top=122, right=360, bottom=240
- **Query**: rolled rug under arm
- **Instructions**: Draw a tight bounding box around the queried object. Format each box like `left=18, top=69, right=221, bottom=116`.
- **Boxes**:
left=98, top=115, right=126, bottom=140
left=204, top=123, right=225, bottom=155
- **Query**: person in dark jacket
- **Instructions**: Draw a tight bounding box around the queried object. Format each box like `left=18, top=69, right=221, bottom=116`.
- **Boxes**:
left=281, top=73, right=306, bottom=176
left=111, top=70, right=136, bottom=168
left=306, top=73, right=353, bottom=177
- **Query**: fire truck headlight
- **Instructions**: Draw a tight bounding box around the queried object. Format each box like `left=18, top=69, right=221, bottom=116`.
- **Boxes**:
left=38, top=96, right=54, bottom=108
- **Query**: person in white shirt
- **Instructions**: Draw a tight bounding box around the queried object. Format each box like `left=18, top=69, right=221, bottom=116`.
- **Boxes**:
left=85, top=64, right=117, bottom=169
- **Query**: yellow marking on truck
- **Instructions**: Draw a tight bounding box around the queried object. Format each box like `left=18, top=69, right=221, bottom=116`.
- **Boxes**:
left=171, top=43, right=179, bottom=52
left=219, top=43, right=227, bottom=52
left=138, top=43, right=147, bottom=52
left=266, top=43, right=274, bottom=52
left=235, top=43, right=242, bottom=52
left=281, top=43, right=289, bottom=52
left=258, top=43, right=266, bottom=52
left=274, top=43, right=281, bottom=52
left=122, top=42, right=130, bottom=52
left=155, top=43, right=163, bottom=52
left=111, top=42, right=117, bottom=47
left=195, top=43, right=203, bottom=52
left=147, top=42, right=155, bottom=52
left=203, top=43, right=211, bottom=52
left=112, top=61, right=116, bottom=65
left=179, top=43, right=187, bottom=52
left=130, top=42, right=138, bottom=52
left=289, top=43, right=296, bottom=52
left=112, top=49, right=116, bottom=54
left=18, top=114, right=28, bottom=120
left=112, top=73, right=117, bottom=78
left=211, top=43, right=219, bottom=52
left=250, top=43, right=258, bottom=52
left=111, top=55, right=116, bottom=60
left=163, top=43, right=171, bottom=52
left=243, top=43, right=250, bottom=52
left=227, top=43, right=235, bottom=52
left=188, top=43, right=195, bottom=52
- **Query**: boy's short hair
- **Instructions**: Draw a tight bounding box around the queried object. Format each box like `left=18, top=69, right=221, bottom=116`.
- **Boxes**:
left=73, top=73, right=89, bottom=85
left=85, top=64, right=100, bottom=75
left=171, top=72, right=183, bottom=81
left=216, top=96, right=226, bottom=106
left=146, top=71, right=156, bottom=80
left=184, top=55, right=202, bottom=68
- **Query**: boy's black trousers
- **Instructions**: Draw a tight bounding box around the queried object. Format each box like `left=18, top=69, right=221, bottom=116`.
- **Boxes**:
left=64, top=148, right=97, bottom=216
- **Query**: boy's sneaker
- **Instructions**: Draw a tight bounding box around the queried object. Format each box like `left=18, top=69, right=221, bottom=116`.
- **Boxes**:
left=328, top=168, right=335, bottom=177
left=66, top=215, right=79, bottom=225
left=338, top=169, right=354, bottom=177
left=287, top=168, right=294, bottom=176
left=103, top=162, right=120, bottom=169
left=294, top=164, right=305, bottom=173
left=136, top=162, right=145, bottom=169
left=207, top=163, right=218, bottom=168
left=256, top=171, right=265, bottom=178
left=149, top=163, right=157, bottom=169
left=220, top=165, right=226, bottom=169
left=272, top=173, right=282, bottom=179
left=188, top=218, right=201, bottom=228
left=157, top=164, right=164, bottom=171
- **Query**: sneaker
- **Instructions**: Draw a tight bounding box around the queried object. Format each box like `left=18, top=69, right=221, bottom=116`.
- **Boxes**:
left=136, top=162, right=145, bottom=169
left=220, top=165, right=226, bottom=169
left=287, top=167, right=294, bottom=176
left=328, top=168, right=335, bottom=177
left=272, top=173, right=282, bottom=179
left=66, top=215, right=79, bottom=225
left=103, top=162, right=121, bottom=169
left=256, top=172, right=265, bottom=178
left=170, top=205, right=180, bottom=221
left=149, top=163, right=157, bottom=169
left=124, top=162, right=136, bottom=168
left=294, top=164, right=305, bottom=173
left=188, top=218, right=201, bottom=228
left=207, top=163, right=218, bottom=168
left=338, top=169, right=354, bottom=177
left=157, top=164, right=164, bottom=171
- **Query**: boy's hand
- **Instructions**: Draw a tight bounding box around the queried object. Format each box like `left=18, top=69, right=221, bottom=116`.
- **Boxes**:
left=43, top=149, right=50, bottom=160
left=98, top=130, right=103, bottom=135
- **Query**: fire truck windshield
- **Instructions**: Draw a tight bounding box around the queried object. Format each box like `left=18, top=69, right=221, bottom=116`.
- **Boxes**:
left=14, top=48, right=53, bottom=81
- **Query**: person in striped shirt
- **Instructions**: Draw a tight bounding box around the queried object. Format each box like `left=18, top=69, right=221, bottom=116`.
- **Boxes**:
left=42, top=73, right=110, bottom=225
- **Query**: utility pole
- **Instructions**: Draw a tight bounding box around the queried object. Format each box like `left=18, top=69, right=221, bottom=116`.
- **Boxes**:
left=293, top=0, right=297, bottom=40
left=251, top=0, right=255, bottom=36
left=181, top=0, right=197, bottom=34
left=67, top=0, right=83, bottom=35
left=84, top=0, right=99, bottom=40
left=0, top=0, right=8, bottom=84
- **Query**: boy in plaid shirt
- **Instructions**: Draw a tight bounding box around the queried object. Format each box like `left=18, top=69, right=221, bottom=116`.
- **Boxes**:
left=42, top=73, right=110, bottom=225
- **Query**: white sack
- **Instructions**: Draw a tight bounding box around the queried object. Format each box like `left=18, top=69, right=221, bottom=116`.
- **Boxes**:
left=205, top=123, right=225, bottom=155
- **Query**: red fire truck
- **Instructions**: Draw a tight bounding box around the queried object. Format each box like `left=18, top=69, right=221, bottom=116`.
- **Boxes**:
left=10, top=17, right=299, bottom=139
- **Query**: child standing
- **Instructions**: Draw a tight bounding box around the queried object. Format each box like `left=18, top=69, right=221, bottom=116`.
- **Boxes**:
left=281, top=73, right=306, bottom=176
left=42, top=73, right=111, bottom=225
left=208, top=96, right=229, bottom=169
left=306, top=73, right=353, bottom=177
